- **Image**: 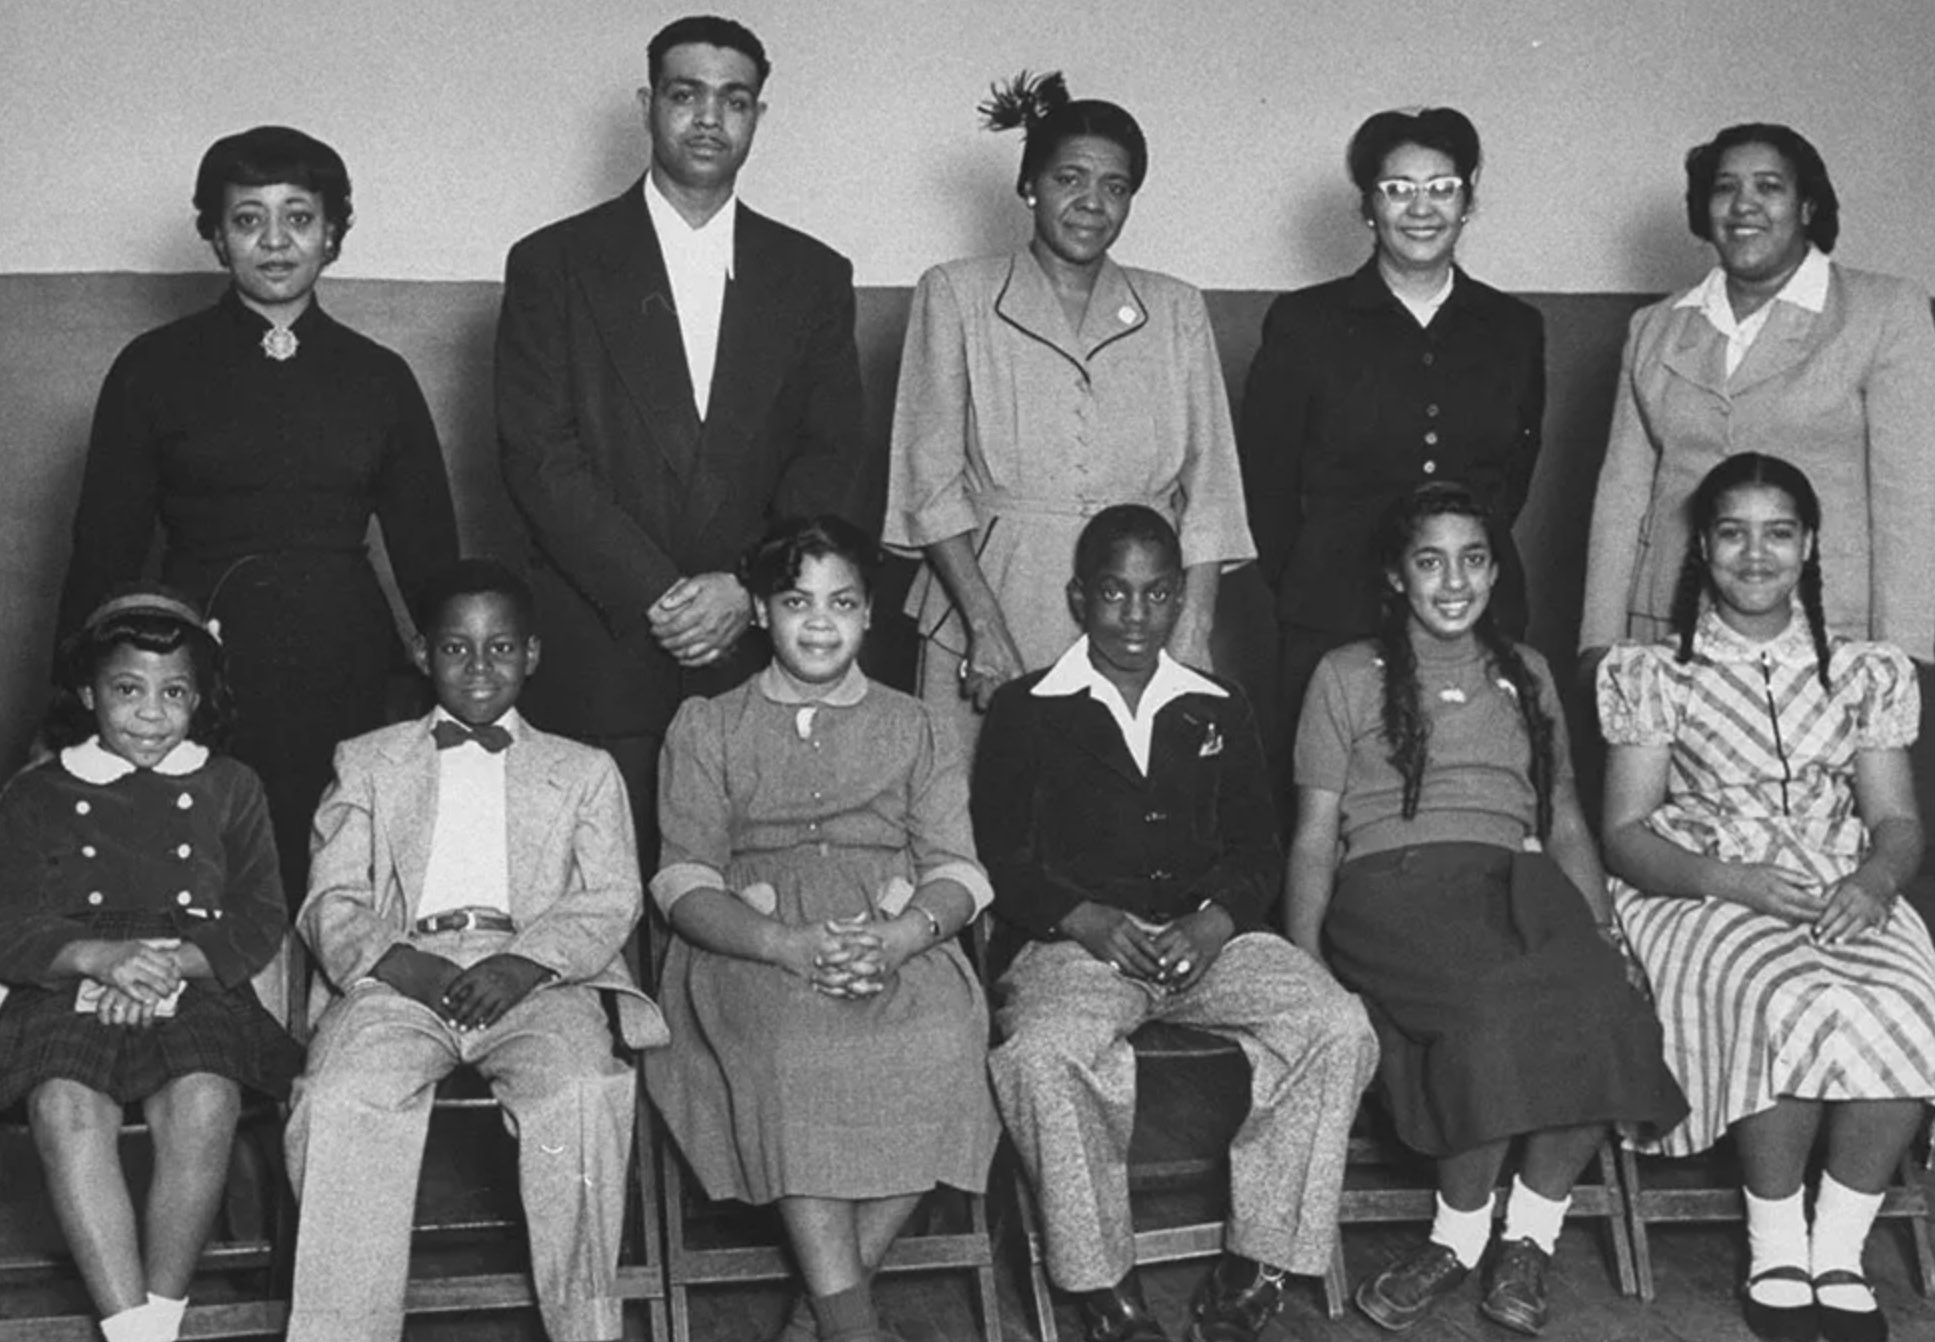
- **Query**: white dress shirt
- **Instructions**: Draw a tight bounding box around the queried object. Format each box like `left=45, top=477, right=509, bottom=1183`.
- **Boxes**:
left=414, top=709, right=519, bottom=920
left=1031, top=637, right=1227, bottom=774
left=643, top=172, right=736, bottom=420
left=1676, top=244, right=1832, bottom=377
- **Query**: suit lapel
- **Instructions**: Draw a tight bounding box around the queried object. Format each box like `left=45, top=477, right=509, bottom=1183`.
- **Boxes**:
left=1042, top=694, right=1147, bottom=788
left=505, top=729, right=566, bottom=924
left=1727, top=299, right=1820, bottom=397
left=687, top=204, right=785, bottom=536
left=1658, top=306, right=1729, bottom=398
left=383, top=725, right=439, bottom=915
left=581, top=183, right=704, bottom=482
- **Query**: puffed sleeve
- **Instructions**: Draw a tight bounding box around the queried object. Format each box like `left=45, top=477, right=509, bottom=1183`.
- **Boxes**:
left=1292, top=652, right=1359, bottom=792
left=651, top=696, right=731, bottom=916
left=1850, top=642, right=1921, bottom=750
left=883, top=265, right=980, bottom=551
left=1172, top=288, right=1256, bottom=571
left=1596, top=643, right=1680, bottom=747
left=188, top=764, right=288, bottom=988
left=903, top=704, right=993, bottom=913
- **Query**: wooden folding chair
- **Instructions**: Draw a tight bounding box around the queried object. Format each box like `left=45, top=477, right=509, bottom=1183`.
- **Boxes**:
left=1616, top=1128, right=1935, bottom=1302
left=650, top=912, right=1002, bottom=1342
left=1321, top=1103, right=1639, bottom=1319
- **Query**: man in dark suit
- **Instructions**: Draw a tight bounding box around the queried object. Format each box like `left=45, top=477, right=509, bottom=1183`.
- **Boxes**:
left=495, top=14, right=868, bottom=861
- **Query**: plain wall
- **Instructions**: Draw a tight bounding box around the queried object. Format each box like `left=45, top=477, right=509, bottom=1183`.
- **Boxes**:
left=4, top=0, right=1932, bottom=292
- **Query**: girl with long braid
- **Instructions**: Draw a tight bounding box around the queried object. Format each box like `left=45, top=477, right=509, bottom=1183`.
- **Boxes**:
left=1600, top=453, right=1935, bottom=1342
left=1288, top=482, right=1684, bottom=1336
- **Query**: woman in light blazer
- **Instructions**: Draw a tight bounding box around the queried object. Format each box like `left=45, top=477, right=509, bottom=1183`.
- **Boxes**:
left=1580, top=122, right=1935, bottom=666
left=883, top=71, right=1253, bottom=753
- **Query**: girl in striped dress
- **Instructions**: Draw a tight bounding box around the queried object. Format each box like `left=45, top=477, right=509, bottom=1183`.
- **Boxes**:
left=1600, top=451, right=1935, bottom=1342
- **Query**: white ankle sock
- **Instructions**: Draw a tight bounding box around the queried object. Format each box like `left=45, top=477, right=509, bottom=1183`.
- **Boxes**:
left=1501, top=1176, right=1571, bottom=1255
left=1744, top=1186, right=1811, bottom=1308
left=1428, top=1191, right=1494, bottom=1269
left=1811, top=1173, right=1883, bottom=1313
left=146, top=1292, right=187, bottom=1341
left=99, top=1304, right=157, bottom=1342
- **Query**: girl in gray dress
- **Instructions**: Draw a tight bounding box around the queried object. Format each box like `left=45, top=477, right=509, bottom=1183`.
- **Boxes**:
left=645, top=517, right=999, bottom=1342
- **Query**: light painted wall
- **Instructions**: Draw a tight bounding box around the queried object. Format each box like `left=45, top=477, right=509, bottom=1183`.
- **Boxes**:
left=4, top=0, right=1931, bottom=292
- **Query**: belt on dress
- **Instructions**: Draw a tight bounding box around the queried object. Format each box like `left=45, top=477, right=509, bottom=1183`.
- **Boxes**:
left=413, top=907, right=516, bottom=935
left=970, top=487, right=1175, bottom=522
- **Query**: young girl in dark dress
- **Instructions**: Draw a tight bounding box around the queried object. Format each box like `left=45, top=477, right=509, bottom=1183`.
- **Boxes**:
left=1286, top=484, right=1685, bottom=1336
left=0, top=588, right=301, bottom=1342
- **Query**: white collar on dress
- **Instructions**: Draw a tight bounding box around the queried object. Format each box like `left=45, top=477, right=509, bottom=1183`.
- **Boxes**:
left=60, top=736, right=209, bottom=783
left=1692, top=602, right=1821, bottom=666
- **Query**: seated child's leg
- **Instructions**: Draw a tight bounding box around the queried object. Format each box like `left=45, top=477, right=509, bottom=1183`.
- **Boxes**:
left=140, top=1072, right=243, bottom=1300
left=987, top=940, right=1154, bottom=1293
left=284, top=986, right=456, bottom=1342
left=1161, top=934, right=1380, bottom=1276
left=28, top=1078, right=145, bottom=1315
left=474, top=986, right=634, bottom=1342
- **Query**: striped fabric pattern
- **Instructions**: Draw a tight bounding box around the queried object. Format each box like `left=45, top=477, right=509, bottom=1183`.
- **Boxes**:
left=1600, top=613, right=1935, bottom=1155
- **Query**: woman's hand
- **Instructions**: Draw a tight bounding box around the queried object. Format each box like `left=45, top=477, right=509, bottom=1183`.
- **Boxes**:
left=1166, top=624, right=1214, bottom=675
left=1815, top=875, right=1894, bottom=944
left=1059, top=903, right=1165, bottom=982
left=79, top=940, right=181, bottom=1003
left=961, top=619, right=1026, bottom=713
left=1712, top=862, right=1822, bottom=924
left=1149, top=904, right=1234, bottom=994
left=866, top=910, right=937, bottom=984
left=94, top=984, right=161, bottom=1030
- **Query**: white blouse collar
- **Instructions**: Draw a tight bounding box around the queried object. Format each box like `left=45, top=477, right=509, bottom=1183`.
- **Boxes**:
left=1692, top=603, right=1819, bottom=666
left=60, top=736, right=209, bottom=783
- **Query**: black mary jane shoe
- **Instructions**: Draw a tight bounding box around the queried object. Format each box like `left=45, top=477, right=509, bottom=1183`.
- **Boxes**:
left=1813, top=1270, right=1888, bottom=1342
left=1742, top=1265, right=1819, bottom=1342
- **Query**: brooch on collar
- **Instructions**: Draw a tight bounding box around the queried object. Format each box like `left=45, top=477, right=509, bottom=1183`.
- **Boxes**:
left=260, top=325, right=298, bottom=362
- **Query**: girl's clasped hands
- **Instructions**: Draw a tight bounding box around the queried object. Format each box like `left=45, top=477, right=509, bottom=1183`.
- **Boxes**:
left=791, top=910, right=933, bottom=999
left=73, top=937, right=187, bottom=1028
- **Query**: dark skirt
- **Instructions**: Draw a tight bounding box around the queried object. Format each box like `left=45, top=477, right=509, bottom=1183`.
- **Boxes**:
left=1325, top=842, right=1687, bottom=1158
left=0, top=915, right=304, bottom=1110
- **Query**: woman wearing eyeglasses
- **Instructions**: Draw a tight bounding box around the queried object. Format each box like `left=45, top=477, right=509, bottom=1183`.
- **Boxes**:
left=1239, top=107, right=1543, bottom=813
left=1580, top=122, right=1935, bottom=671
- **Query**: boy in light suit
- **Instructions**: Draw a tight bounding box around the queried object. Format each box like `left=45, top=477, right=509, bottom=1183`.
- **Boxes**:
left=284, top=559, right=666, bottom=1342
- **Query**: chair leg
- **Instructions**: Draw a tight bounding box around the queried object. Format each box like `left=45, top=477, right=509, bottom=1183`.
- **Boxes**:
left=1900, top=1150, right=1935, bottom=1298
left=630, top=1078, right=670, bottom=1342
left=1617, top=1144, right=1656, bottom=1302
left=1598, top=1139, right=1640, bottom=1298
left=968, top=1192, right=1003, bottom=1342
left=659, top=1134, right=695, bottom=1342
left=1323, top=1238, right=1350, bottom=1320
left=1010, top=1163, right=1058, bottom=1342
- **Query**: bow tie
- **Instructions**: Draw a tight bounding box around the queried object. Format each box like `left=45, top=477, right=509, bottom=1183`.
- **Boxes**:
left=432, top=719, right=513, bottom=754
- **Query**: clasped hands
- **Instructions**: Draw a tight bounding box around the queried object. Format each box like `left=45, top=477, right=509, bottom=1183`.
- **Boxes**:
left=650, top=572, right=752, bottom=669
left=1061, top=901, right=1234, bottom=996
left=1718, top=861, right=1893, bottom=943
left=783, top=911, right=928, bottom=1000
left=375, top=945, right=553, bottom=1031
left=80, top=938, right=187, bottom=1030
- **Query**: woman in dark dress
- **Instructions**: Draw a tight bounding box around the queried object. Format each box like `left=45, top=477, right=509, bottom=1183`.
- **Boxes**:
left=57, top=126, right=458, bottom=906
left=1239, top=107, right=1544, bottom=814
